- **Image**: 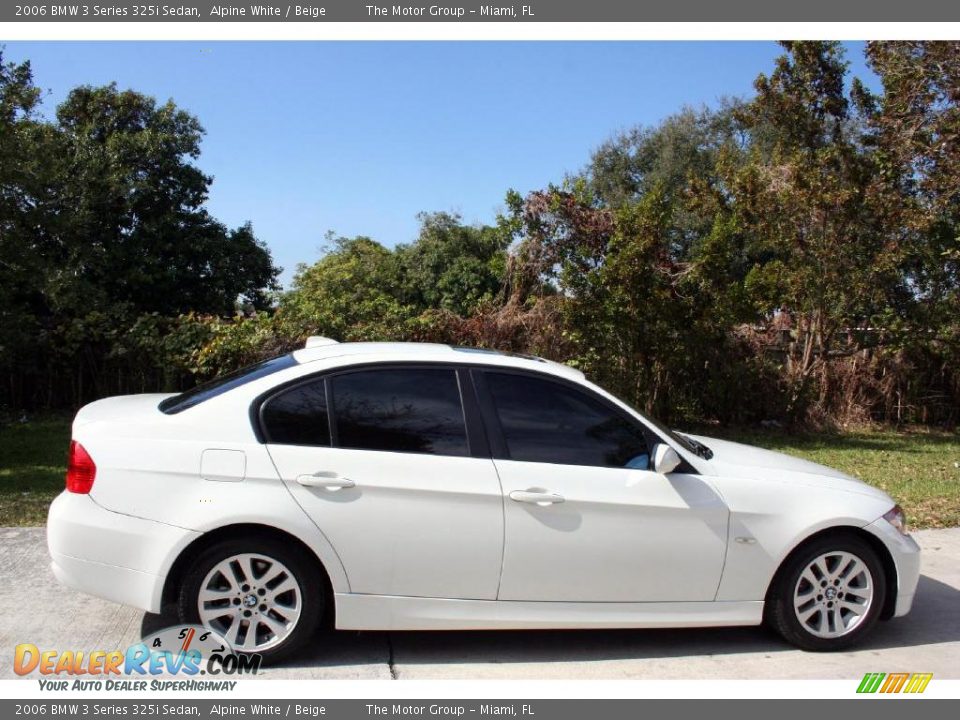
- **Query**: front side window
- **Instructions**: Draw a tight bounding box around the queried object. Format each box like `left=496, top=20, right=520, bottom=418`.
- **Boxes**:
left=331, top=368, right=469, bottom=456
left=261, top=379, right=331, bottom=447
left=486, top=372, right=649, bottom=469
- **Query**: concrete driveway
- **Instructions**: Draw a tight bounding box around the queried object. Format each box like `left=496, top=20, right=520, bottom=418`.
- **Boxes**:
left=2, top=527, right=958, bottom=680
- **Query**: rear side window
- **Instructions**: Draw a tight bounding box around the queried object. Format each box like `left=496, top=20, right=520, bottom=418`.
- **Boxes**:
left=261, top=379, right=331, bottom=446
left=331, top=368, right=469, bottom=456
left=159, top=354, right=298, bottom=414
left=485, top=372, right=650, bottom=468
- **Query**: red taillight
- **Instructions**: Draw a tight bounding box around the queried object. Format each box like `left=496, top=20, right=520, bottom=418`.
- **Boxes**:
left=65, top=440, right=96, bottom=494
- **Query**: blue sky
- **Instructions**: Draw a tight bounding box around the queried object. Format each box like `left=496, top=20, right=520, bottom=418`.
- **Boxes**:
left=4, top=41, right=878, bottom=287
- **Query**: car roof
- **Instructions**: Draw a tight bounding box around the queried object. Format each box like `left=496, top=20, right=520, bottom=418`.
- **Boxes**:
left=291, top=341, right=586, bottom=381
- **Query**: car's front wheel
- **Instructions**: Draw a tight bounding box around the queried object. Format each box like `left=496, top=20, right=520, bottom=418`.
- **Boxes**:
left=766, top=533, right=886, bottom=651
left=177, top=536, right=323, bottom=663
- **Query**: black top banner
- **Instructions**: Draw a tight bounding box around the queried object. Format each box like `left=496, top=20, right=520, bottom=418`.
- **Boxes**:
left=4, top=0, right=960, bottom=22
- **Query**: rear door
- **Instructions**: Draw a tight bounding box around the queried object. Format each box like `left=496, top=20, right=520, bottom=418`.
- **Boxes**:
left=262, top=365, right=504, bottom=600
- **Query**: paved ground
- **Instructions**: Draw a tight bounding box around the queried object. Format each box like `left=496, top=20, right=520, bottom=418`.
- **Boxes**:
left=2, top=527, right=958, bottom=680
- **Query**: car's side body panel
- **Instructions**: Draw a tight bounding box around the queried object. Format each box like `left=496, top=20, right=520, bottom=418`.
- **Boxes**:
left=862, top=516, right=922, bottom=617
left=67, top=401, right=352, bottom=599
left=333, top=593, right=763, bottom=630
left=494, top=462, right=729, bottom=602
left=268, top=444, right=505, bottom=599
left=710, top=474, right=898, bottom=602
left=48, top=491, right=200, bottom=613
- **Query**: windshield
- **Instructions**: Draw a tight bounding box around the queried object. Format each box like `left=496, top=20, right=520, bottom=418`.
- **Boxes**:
left=158, top=353, right=298, bottom=414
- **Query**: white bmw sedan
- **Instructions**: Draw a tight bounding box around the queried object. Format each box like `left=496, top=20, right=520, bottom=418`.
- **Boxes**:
left=47, top=340, right=920, bottom=661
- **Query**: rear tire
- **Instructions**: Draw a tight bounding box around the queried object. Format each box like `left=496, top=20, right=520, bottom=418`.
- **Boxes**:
left=766, top=532, right=886, bottom=651
left=177, top=536, right=323, bottom=664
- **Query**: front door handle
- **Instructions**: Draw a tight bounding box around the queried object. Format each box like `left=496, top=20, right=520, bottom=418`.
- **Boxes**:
left=509, top=490, right=565, bottom=506
left=296, top=472, right=356, bottom=490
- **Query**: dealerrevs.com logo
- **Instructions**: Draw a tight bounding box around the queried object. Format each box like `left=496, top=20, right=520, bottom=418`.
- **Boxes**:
left=13, top=625, right=260, bottom=691
left=857, top=672, right=933, bottom=694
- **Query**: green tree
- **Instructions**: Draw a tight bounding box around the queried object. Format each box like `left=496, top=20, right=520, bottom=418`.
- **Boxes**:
left=586, top=105, right=743, bottom=208
left=860, top=42, right=960, bottom=214
left=856, top=42, right=960, bottom=420
left=857, top=42, right=960, bottom=328
left=504, top=181, right=757, bottom=423
left=0, top=51, right=56, bottom=386
left=0, top=66, right=281, bottom=408
left=397, top=212, right=508, bottom=315
left=51, top=83, right=279, bottom=316
left=514, top=107, right=761, bottom=422
left=281, top=235, right=414, bottom=341
left=722, top=41, right=907, bottom=418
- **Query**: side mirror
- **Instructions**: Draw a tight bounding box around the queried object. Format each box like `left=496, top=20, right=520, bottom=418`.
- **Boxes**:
left=652, top=443, right=682, bottom=474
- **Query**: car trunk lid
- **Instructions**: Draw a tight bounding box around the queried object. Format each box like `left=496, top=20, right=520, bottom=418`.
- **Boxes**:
left=73, top=393, right=174, bottom=428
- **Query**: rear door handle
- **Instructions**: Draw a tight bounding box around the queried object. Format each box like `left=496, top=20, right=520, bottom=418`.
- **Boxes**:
left=296, top=472, right=356, bottom=490
left=509, top=490, right=565, bottom=506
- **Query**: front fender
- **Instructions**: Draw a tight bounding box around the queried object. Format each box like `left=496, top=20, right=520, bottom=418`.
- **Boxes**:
left=711, top=475, right=893, bottom=602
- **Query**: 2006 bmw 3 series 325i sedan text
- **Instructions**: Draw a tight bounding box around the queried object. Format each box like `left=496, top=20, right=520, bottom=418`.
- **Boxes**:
left=47, top=339, right=920, bottom=662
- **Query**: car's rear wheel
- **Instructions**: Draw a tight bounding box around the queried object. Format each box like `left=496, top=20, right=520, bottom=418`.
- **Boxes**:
left=766, top=533, right=886, bottom=651
left=177, top=537, right=323, bottom=663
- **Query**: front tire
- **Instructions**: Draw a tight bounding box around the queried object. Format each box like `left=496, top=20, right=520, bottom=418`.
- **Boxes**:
left=177, top=536, right=323, bottom=664
left=766, top=532, right=886, bottom=651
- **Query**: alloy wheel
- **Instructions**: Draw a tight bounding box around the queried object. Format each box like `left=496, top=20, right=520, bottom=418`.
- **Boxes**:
left=792, top=550, right=874, bottom=639
left=197, top=552, right=303, bottom=652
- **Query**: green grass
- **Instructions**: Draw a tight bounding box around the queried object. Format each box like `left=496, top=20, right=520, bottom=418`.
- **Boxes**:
left=0, top=415, right=72, bottom=526
left=700, top=427, right=960, bottom=529
left=1, top=417, right=958, bottom=528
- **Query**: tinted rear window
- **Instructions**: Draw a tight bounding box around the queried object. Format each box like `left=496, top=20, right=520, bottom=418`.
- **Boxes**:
left=159, top=354, right=298, bottom=414
left=331, top=368, right=469, bottom=456
left=261, top=378, right=331, bottom=446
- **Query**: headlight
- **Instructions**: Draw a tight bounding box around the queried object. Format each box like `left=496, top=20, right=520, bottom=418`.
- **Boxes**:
left=883, top=504, right=909, bottom=536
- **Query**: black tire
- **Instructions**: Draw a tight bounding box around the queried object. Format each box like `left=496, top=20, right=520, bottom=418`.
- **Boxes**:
left=177, top=535, right=324, bottom=664
left=766, top=532, right=887, bottom=652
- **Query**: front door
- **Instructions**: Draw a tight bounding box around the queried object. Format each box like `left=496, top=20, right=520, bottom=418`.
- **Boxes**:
left=478, top=370, right=728, bottom=602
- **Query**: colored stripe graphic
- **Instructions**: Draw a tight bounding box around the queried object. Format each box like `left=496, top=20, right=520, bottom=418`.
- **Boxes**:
left=857, top=673, right=886, bottom=693
left=881, top=672, right=910, bottom=693
left=857, top=672, right=932, bottom=694
left=904, top=673, right=933, bottom=694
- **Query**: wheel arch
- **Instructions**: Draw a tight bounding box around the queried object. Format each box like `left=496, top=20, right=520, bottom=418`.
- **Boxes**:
left=161, top=523, right=337, bottom=627
left=764, top=525, right=898, bottom=621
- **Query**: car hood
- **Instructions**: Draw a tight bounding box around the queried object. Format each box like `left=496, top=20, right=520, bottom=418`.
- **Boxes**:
left=685, top=433, right=893, bottom=502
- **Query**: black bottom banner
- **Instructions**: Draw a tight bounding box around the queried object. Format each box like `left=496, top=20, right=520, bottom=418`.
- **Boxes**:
left=1, top=699, right=956, bottom=720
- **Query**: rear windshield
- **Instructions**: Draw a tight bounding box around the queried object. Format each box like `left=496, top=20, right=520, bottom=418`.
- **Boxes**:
left=159, top=353, right=298, bottom=414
